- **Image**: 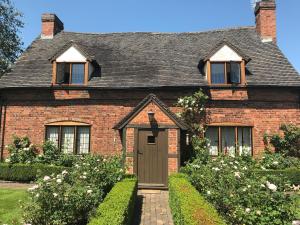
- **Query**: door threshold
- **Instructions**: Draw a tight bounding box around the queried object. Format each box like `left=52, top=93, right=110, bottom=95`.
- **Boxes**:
left=138, top=183, right=168, bottom=190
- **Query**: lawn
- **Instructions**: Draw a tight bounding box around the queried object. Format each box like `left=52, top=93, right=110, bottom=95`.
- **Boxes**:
left=0, top=188, right=29, bottom=224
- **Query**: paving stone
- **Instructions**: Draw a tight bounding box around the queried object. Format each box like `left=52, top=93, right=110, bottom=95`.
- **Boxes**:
left=133, top=190, right=174, bottom=225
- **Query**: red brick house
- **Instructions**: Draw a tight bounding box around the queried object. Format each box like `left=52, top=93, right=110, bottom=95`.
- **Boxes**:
left=0, top=0, right=299, bottom=188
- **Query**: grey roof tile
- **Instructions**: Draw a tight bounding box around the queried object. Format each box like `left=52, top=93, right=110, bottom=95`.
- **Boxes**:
left=0, top=26, right=299, bottom=88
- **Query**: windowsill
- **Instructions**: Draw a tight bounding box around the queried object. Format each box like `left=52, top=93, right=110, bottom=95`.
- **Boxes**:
left=52, top=83, right=87, bottom=86
left=208, top=84, right=247, bottom=89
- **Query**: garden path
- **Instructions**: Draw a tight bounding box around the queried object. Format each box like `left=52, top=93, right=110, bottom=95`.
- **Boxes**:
left=133, top=189, right=174, bottom=225
left=0, top=181, right=33, bottom=189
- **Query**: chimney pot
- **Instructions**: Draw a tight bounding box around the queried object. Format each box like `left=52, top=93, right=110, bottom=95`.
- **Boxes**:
left=255, top=0, right=277, bottom=43
left=41, top=13, right=64, bottom=39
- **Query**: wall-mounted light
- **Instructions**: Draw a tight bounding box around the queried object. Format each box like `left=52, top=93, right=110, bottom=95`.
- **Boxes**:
left=186, top=133, right=190, bottom=145
left=147, top=110, right=155, bottom=122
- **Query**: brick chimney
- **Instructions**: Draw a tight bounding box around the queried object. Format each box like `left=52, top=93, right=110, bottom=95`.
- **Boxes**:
left=255, top=0, right=276, bottom=43
left=41, top=13, right=64, bottom=39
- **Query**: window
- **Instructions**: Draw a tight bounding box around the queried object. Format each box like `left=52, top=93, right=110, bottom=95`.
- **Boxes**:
left=56, top=63, right=85, bottom=85
left=210, top=62, right=241, bottom=85
left=147, top=135, right=156, bottom=144
left=205, top=126, right=252, bottom=156
left=46, top=125, right=90, bottom=154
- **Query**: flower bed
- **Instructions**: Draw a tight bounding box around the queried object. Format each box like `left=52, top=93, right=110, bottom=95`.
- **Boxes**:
left=23, top=155, right=124, bottom=225
left=182, top=156, right=297, bottom=225
left=169, top=173, right=226, bottom=225
left=0, top=163, right=67, bottom=182
left=88, top=177, right=137, bottom=225
left=254, top=168, right=300, bottom=185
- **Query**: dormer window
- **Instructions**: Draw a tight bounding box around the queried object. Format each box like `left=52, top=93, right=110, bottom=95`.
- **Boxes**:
left=204, top=41, right=250, bottom=86
left=50, top=42, right=100, bottom=86
left=56, top=63, right=85, bottom=85
left=211, top=62, right=241, bottom=84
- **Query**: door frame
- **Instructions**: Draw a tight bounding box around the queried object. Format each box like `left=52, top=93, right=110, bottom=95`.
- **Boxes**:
left=133, top=127, right=168, bottom=189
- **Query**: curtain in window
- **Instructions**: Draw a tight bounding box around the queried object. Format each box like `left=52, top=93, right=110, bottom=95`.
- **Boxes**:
left=230, top=62, right=241, bottom=83
left=77, top=127, right=90, bottom=154
left=238, top=127, right=252, bottom=155
left=221, top=127, right=236, bottom=156
left=211, top=63, right=225, bottom=84
left=206, top=127, right=219, bottom=156
left=56, top=63, right=65, bottom=84
left=61, top=127, right=75, bottom=154
left=46, top=127, right=59, bottom=147
left=71, top=64, right=85, bottom=84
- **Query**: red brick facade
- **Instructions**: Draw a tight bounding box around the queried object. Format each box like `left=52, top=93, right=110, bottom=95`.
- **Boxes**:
left=0, top=88, right=299, bottom=172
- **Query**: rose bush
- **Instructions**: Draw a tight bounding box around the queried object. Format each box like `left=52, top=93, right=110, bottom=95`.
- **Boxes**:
left=182, top=156, right=297, bottom=225
left=23, top=155, right=124, bottom=225
left=6, top=135, right=38, bottom=164
left=257, top=152, right=300, bottom=170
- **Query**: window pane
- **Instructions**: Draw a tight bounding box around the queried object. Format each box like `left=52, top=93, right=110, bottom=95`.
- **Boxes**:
left=61, top=127, right=75, bottom=154
left=71, top=64, right=85, bottom=84
left=77, top=127, right=90, bottom=154
left=46, top=127, right=59, bottom=147
left=238, top=127, right=252, bottom=156
left=56, top=63, right=70, bottom=84
left=230, top=62, right=241, bottom=83
left=221, top=127, right=236, bottom=156
left=211, top=63, right=225, bottom=84
left=206, top=127, right=219, bottom=156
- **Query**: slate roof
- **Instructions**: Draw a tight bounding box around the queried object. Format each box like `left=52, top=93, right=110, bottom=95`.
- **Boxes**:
left=113, top=93, right=188, bottom=130
left=1, top=26, right=300, bottom=88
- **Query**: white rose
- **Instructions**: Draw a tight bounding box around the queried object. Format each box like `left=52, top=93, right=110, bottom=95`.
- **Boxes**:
left=56, top=179, right=62, bottom=184
left=62, top=170, right=68, bottom=175
left=207, top=190, right=211, bottom=195
left=245, top=208, right=251, bottom=213
left=266, top=181, right=277, bottom=192
left=273, top=161, right=279, bottom=165
left=53, top=193, right=58, bottom=197
left=87, top=190, right=93, bottom=194
left=256, top=210, right=262, bottom=215
left=234, top=172, right=241, bottom=179
left=43, top=176, right=51, bottom=181
left=5, top=158, right=10, bottom=163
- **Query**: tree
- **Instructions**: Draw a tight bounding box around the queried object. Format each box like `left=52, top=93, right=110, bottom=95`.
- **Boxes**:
left=0, top=0, right=23, bottom=76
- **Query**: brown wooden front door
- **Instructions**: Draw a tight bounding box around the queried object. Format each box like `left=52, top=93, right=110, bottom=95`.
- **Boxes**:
left=137, top=129, right=168, bottom=188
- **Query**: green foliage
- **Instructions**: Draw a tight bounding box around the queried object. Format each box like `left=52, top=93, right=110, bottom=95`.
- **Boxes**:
left=257, top=152, right=300, bottom=170
left=169, top=174, right=226, bottom=225
left=23, top=155, right=124, bottom=225
left=0, top=0, right=24, bottom=76
left=35, top=140, right=61, bottom=164
left=88, top=178, right=137, bottom=225
left=266, top=124, right=300, bottom=157
left=6, top=135, right=38, bottom=164
left=183, top=156, right=297, bottom=225
left=177, top=89, right=210, bottom=159
left=0, top=163, right=67, bottom=182
left=254, top=168, right=300, bottom=185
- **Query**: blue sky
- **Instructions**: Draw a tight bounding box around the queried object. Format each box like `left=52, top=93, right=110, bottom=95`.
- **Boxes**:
left=13, top=0, right=299, bottom=73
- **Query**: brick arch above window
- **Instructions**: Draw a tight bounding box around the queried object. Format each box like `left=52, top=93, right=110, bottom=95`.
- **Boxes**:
left=45, top=119, right=91, bottom=126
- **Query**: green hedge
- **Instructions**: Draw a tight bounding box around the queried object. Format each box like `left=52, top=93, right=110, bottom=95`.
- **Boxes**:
left=169, top=174, right=226, bottom=225
left=88, top=177, right=137, bottom=225
left=0, top=163, right=67, bottom=182
left=254, top=168, right=300, bottom=185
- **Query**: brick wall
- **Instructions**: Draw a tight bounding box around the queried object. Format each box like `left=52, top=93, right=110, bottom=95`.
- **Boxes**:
left=0, top=88, right=299, bottom=160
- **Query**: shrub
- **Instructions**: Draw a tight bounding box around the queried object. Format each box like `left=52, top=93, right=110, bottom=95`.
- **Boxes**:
left=169, top=173, right=226, bottom=225
left=257, top=152, right=300, bottom=170
left=0, top=163, right=67, bottom=182
left=88, top=177, right=137, bottom=225
left=266, top=124, right=300, bottom=157
left=254, top=168, right=300, bottom=185
left=5, top=135, right=38, bottom=164
left=23, top=155, right=124, bottom=225
left=183, top=156, right=297, bottom=225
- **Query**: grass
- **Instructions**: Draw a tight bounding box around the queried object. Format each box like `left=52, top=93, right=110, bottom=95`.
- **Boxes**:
left=294, top=193, right=300, bottom=220
left=0, top=188, right=29, bottom=224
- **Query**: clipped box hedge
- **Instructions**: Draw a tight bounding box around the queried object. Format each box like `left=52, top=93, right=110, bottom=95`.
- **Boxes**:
left=169, top=173, right=226, bottom=225
left=88, top=177, right=137, bottom=225
left=254, top=168, right=300, bottom=185
left=0, top=163, right=67, bottom=182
